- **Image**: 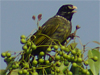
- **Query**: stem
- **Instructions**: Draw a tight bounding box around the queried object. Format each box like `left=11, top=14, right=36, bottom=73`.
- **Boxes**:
left=26, top=29, right=37, bottom=39
left=37, top=45, right=51, bottom=47
left=77, top=37, right=83, bottom=52
left=65, top=38, right=72, bottom=46
left=36, top=65, right=51, bottom=69
left=43, top=67, right=44, bottom=75
left=47, top=53, right=54, bottom=60
left=37, top=20, right=39, bottom=29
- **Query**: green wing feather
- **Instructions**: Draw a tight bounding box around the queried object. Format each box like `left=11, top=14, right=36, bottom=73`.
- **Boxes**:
left=31, top=16, right=61, bottom=45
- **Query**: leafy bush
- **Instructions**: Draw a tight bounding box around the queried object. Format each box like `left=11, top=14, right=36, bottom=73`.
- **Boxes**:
left=0, top=14, right=100, bottom=75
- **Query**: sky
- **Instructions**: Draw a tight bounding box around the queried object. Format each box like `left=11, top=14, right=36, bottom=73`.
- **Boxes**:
left=0, top=0, right=99, bottom=69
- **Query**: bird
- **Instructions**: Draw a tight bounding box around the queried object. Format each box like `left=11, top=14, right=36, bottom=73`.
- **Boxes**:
left=29, top=4, right=77, bottom=55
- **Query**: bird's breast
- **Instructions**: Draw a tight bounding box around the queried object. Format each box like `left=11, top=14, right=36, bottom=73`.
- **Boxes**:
left=51, top=20, right=72, bottom=42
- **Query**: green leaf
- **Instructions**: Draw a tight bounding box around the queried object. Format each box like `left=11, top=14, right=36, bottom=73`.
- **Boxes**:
left=92, top=47, right=100, bottom=51
left=9, top=69, right=20, bottom=75
left=57, top=61, right=68, bottom=75
left=70, top=62, right=84, bottom=75
left=67, top=42, right=77, bottom=50
left=88, top=50, right=100, bottom=75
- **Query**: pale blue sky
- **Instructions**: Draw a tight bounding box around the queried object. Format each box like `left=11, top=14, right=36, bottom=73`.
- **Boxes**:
left=0, top=1, right=99, bottom=69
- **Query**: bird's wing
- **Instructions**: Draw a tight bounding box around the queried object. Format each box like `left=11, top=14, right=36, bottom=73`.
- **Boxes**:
left=42, top=17, right=60, bottom=36
left=31, top=16, right=62, bottom=45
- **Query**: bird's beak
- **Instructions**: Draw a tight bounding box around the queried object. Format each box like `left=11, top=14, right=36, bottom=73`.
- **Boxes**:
left=72, top=6, right=77, bottom=13
left=73, top=6, right=77, bottom=9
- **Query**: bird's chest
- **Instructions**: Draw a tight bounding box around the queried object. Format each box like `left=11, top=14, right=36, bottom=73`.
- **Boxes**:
left=52, top=21, right=72, bottom=40
left=57, top=24, right=71, bottom=35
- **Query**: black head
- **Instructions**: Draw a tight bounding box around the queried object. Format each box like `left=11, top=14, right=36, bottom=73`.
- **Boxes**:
left=56, top=4, right=77, bottom=21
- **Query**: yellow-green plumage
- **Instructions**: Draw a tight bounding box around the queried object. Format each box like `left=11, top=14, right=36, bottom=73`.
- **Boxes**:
left=32, top=15, right=71, bottom=45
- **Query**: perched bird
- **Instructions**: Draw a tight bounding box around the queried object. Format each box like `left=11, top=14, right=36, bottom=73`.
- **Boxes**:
left=30, top=4, right=77, bottom=55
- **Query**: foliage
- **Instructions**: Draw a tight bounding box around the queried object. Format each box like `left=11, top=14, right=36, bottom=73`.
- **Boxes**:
left=0, top=14, right=100, bottom=75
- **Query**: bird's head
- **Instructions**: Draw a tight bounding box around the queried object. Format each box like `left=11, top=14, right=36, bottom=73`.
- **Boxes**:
left=56, top=4, right=77, bottom=21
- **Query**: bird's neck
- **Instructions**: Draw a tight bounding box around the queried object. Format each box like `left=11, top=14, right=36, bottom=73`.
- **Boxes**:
left=56, top=13, right=73, bottom=21
left=55, top=15, right=69, bottom=22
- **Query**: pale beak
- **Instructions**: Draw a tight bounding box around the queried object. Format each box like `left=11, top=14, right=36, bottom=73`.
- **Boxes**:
left=73, top=6, right=77, bottom=9
left=72, top=6, right=77, bottom=13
